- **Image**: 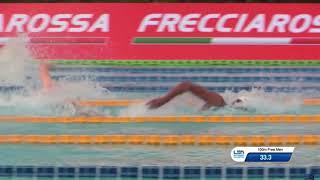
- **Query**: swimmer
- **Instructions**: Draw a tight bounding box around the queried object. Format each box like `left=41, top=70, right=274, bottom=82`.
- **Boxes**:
left=146, top=81, right=247, bottom=110
left=39, top=62, right=101, bottom=116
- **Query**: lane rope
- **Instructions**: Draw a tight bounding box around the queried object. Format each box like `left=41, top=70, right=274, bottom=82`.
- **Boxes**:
left=303, top=98, right=320, bottom=106
left=52, top=67, right=320, bottom=74
left=89, top=86, right=320, bottom=93
left=77, top=99, right=319, bottom=107
left=77, top=99, right=142, bottom=107
left=2, top=86, right=319, bottom=93
left=1, top=115, right=320, bottom=123
left=0, top=134, right=318, bottom=145
left=52, top=75, right=320, bottom=83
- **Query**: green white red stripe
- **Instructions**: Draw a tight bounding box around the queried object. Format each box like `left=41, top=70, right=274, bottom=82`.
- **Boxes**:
left=133, top=37, right=320, bottom=45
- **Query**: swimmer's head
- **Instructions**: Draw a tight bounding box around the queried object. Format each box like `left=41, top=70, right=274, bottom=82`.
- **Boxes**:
left=231, top=96, right=249, bottom=108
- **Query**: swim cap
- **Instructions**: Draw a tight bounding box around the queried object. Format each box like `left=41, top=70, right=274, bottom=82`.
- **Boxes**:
left=231, top=96, right=249, bottom=107
left=238, top=96, right=249, bottom=103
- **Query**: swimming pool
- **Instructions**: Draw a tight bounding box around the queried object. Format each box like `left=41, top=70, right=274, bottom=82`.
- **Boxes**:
left=0, top=62, right=319, bottom=179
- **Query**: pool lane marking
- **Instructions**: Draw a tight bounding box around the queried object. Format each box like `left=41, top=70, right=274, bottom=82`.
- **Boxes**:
left=76, top=99, right=320, bottom=107
left=0, top=115, right=319, bottom=123
left=303, top=98, right=320, bottom=105
left=77, top=99, right=143, bottom=107
left=0, top=134, right=317, bottom=145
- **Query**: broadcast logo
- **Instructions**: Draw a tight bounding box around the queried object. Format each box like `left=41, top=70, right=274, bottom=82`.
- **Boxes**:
left=231, top=147, right=246, bottom=162
left=231, top=147, right=294, bottom=162
left=232, top=149, right=245, bottom=159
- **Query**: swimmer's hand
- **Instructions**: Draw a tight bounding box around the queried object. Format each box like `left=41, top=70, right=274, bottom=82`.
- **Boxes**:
left=146, top=97, right=167, bottom=109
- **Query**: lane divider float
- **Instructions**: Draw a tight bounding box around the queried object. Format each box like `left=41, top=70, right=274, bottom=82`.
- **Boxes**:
left=0, top=115, right=320, bottom=123
left=303, top=98, right=320, bottom=106
left=0, top=134, right=318, bottom=145
left=76, top=99, right=320, bottom=107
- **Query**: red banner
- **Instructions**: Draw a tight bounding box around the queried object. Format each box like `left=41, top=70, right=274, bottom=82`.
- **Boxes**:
left=0, top=3, right=320, bottom=60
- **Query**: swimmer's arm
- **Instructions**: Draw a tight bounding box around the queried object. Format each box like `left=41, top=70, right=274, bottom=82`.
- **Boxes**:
left=39, top=62, right=54, bottom=90
left=146, top=81, right=213, bottom=109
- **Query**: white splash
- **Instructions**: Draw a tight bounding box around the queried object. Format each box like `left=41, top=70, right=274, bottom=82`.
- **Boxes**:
left=0, top=36, right=112, bottom=116
left=0, top=35, right=37, bottom=87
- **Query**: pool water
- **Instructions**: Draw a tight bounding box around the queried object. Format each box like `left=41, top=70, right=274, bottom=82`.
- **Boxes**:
left=0, top=121, right=319, bottom=169
left=0, top=64, right=319, bottom=167
left=0, top=38, right=320, bottom=178
left=0, top=144, right=318, bottom=166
